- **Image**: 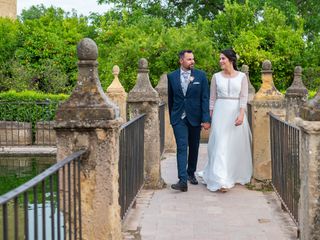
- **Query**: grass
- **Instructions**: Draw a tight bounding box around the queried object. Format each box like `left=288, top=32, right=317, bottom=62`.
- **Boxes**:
left=245, top=179, right=273, bottom=192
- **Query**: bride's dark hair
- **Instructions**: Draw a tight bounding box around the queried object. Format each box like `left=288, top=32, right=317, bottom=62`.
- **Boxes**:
left=221, top=49, right=238, bottom=70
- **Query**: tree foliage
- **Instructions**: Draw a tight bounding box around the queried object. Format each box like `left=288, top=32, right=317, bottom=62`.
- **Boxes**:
left=0, top=5, right=95, bottom=93
left=0, top=1, right=319, bottom=95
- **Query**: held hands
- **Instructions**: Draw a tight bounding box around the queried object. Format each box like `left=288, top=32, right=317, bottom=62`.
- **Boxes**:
left=201, top=122, right=211, bottom=130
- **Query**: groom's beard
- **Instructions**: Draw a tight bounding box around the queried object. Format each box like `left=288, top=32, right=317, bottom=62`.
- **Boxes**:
left=187, top=65, right=194, bottom=70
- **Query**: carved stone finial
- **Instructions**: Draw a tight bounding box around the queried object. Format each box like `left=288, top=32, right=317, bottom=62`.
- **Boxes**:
left=107, top=65, right=125, bottom=93
left=241, top=65, right=249, bottom=73
left=127, top=58, right=158, bottom=103
left=241, top=64, right=255, bottom=101
left=77, top=38, right=98, bottom=60
left=107, top=65, right=127, bottom=121
left=138, top=58, right=149, bottom=73
left=286, top=66, right=308, bottom=97
left=112, top=65, right=120, bottom=76
left=295, top=66, right=302, bottom=75
left=262, top=60, right=273, bottom=73
left=254, top=60, right=283, bottom=100
left=155, top=73, right=168, bottom=104
left=156, top=73, right=167, bottom=90
left=300, top=88, right=320, bottom=121
left=55, top=38, right=119, bottom=126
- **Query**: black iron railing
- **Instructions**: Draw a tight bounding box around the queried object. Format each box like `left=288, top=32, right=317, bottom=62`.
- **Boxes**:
left=269, top=112, right=300, bottom=226
left=0, top=101, right=59, bottom=146
left=119, top=114, right=145, bottom=220
left=159, top=103, right=165, bottom=155
left=0, top=150, right=86, bottom=240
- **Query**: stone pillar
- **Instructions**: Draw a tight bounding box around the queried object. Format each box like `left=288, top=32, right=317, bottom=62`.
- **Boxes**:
left=106, top=65, right=127, bottom=121
left=296, top=89, right=320, bottom=240
left=0, top=0, right=16, bottom=19
left=285, top=66, right=308, bottom=123
left=251, top=60, right=285, bottom=181
left=54, top=38, right=122, bottom=240
left=155, top=73, right=176, bottom=152
left=241, top=64, right=256, bottom=102
left=127, top=59, right=165, bottom=189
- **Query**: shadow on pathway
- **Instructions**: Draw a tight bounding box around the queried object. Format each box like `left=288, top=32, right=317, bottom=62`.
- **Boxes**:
left=122, top=144, right=298, bottom=240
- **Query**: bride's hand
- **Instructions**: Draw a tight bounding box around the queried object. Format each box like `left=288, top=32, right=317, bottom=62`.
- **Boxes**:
left=235, top=114, right=244, bottom=126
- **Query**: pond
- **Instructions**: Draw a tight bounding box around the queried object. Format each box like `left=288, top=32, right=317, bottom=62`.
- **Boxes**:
left=0, top=155, right=56, bottom=195
left=0, top=154, right=65, bottom=239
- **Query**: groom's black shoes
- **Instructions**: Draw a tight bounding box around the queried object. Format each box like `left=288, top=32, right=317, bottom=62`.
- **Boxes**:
left=171, top=181, right=188, bottom=192
left=188, top=175, right=198, bottom=185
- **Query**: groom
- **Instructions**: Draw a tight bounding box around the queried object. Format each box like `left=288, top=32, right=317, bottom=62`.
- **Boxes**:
left=167, top=50, right=211, bottom=192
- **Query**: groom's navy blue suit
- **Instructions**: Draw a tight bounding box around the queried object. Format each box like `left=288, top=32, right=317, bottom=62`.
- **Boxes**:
left=168, top=68, right=210, bottom=183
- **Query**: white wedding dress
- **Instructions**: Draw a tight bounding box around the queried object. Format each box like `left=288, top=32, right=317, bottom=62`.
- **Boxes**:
left=197, top=71, right=252, bottom=191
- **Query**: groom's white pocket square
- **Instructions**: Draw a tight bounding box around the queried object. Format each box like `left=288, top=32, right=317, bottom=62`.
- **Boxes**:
left=193, top=82, right=200, bottom=85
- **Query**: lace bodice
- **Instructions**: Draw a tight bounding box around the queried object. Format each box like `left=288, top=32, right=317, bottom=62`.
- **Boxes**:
left=209, top=71, right=248, bottom=111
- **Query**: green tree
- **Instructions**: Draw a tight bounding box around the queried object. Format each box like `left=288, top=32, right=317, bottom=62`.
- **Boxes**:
left=97, top=0, right=252, bottom=26
left=14, top=6, right=93, bottom=93
left=0, top=18, right=22, bottom=91
left=210, top=2, right=305, bottom=90
left=95, top=13, right=215, bottom=91
left=249, top=0, right=320, bottom=40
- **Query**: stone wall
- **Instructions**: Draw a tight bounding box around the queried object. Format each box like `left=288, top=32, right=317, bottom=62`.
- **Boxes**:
left=0, top=121, right=32, bottom=145
left=35, top=121, right=56, bottom=145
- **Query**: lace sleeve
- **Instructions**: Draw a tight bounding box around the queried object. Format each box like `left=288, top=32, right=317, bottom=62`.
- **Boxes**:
left=239, top=73, right=248, bottom=109
left=209, top=74, right=217, bottom=111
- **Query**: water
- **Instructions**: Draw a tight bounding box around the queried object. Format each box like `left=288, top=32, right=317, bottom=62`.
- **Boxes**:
left=0, top=155, right=55, bottom=195
left=0, top=155, right=65, bottom=239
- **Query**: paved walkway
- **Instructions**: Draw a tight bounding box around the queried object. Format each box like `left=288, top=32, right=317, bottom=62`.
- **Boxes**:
left=122, top=144, right=298, bottom=240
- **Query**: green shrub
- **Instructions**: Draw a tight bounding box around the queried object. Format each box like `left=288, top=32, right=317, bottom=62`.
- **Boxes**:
left=0, top=90, right=69, bottom=123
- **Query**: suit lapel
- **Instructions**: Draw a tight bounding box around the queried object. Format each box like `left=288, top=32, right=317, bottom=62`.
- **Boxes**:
left=186, top=69, right=195, bottom=96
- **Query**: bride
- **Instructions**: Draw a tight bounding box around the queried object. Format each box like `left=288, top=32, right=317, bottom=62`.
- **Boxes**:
left=198, top=49, right=252, bottom=192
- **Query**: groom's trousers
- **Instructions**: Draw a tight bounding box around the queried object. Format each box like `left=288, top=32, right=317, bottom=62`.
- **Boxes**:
left=172, top=117, right=201, bottom=183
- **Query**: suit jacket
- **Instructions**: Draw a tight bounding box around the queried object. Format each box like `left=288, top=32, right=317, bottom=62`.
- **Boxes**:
left=168, top=68, right=210, bottom=126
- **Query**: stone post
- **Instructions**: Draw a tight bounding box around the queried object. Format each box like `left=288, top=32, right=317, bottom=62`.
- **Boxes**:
left=285, top=66, right=308, bottom=123
left=241, top=64, right=256, bottom=102
left=54, top=38, right=122, bottom=240
left=106, top=65, right=127, bottom=121
left=127, top=59, right=165, bottom=189
left=296, top=88, right=320, bottom=240
left=251, top=60, right=285, bottom=181
left=155, top=73, right=176, bottom=152
left=0, top=0, right=16, bottom=19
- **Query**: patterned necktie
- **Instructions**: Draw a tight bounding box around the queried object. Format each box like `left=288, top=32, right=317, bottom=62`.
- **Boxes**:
left=182, top=72, right=189, bottom=95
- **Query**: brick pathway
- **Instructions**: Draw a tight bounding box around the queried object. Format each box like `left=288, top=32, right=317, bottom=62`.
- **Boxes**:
left=122, top=144, right=298, bottom=240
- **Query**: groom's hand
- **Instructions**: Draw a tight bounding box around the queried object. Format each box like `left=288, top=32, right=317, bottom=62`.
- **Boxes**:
left=201, top=122, right=211, bottom=130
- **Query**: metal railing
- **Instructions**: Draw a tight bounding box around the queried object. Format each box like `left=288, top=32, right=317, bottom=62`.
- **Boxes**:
left=0, top=150, right=87, bottom=240
left=119, top=114, right=145, bottom=220
left=0, top=101, right=59, bottom=146
left=269, top=112, right=300, bottom=226
left=159, top=103, right=165, bottom=155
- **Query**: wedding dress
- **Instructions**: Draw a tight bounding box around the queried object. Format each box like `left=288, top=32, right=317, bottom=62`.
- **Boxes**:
left=197, top=71, right=252, bottom=191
